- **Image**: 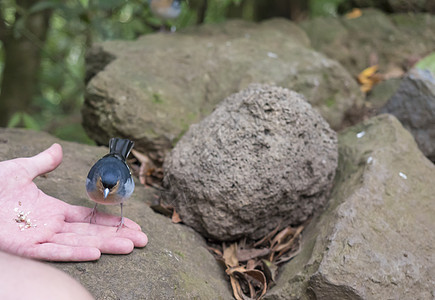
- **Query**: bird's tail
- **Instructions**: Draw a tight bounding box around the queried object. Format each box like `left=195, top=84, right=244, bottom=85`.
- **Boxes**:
left=109, top=138, right=134, bottom=160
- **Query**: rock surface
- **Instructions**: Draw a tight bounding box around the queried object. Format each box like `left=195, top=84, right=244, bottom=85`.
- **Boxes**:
left=0, top=129, right=232, bottom=300
left=83, top=18, right=362, bottom=162
left=300, top=9, right=435, bottom=77
left=265, top=114, right=435, bottom=299
left=345, top=0, right=435, bottom=13
left=380, top=68, right=435, bottom=162
left=163, top=84, right=338, bottom=241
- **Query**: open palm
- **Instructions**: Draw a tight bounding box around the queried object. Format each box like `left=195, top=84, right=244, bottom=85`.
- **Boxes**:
left=0, top=144, right=148, bottom=261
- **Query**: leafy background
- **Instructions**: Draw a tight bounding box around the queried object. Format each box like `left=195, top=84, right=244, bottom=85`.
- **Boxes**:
left=0, top=0, right=347, bottom=144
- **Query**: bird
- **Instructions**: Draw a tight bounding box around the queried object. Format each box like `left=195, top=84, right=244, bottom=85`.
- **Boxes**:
left=149, top=0, right=183, bottom=31
left=86, top=138, right=135, bottom=231
left=149, top=0, right=182, bottom=20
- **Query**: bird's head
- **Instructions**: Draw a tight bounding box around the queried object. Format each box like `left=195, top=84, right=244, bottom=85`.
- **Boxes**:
left=97, top=171, right=120, bottom=199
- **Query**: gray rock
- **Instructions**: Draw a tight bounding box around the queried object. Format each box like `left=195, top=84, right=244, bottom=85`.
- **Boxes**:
left=300, top=9, right=435, bottom=77
left=347, top=0, right=432, bottom=12
left=0, top=129, right=232, bottom=300
left=380, top=68, right=435, bottom=162
left=163, top=84, right=338, bottom=241
left=83, top=18, right=362, bottom=162
left=366, top=78, right=401, bottom=110
left=265, top=114, right=435, bottom=300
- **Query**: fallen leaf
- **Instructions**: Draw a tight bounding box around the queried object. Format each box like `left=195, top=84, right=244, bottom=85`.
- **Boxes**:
left=237, top=248, right=270, bottom=262
left=345, top=8, right=362, bottom=19
left=131, top=149, right=151, bottom=164
left=269, top=226, right=303, bottom=262
left=223, top=243, right=239, bottom=268
left=208, top=246, right=223, bottom=257
left=171, top=208, right=182, bottom=223
left=253, top=222, right=281, bottom=247
left=208, top=224, right=304, bottom=299
left=245, top=269, right=267, bottom=298
left=246, top=259, right=257, bottom=270
left=275, top=242, right=301, bottom=265
left=131, top=149, right=164, bottom=187
left=262, top=259, right=278, bottom=283
left=357, top=65, right=382, bottom=93
left=270, top=227, right=296, bottom=250
left=229, top=275, right=245, bottom=300
left=138, top=162, right=148, bottom=185
left=273, top=226, right=303, bottom=254
left=382, top=66, right=405, bottom=80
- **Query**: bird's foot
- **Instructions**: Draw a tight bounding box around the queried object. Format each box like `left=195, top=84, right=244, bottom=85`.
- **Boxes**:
left=116, top=216, right=125, bottom=232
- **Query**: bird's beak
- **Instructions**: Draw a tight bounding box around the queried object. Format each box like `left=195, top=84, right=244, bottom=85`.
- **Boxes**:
left=103, top=188, right=110, bottom=199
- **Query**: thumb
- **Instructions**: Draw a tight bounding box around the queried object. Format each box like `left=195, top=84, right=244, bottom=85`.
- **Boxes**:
left=24, top=143, right=63, bottom=179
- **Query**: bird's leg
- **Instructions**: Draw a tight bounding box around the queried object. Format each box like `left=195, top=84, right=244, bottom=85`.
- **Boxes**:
left=89, top=203, right=98, bottom=224
left=116, top=202, right=125, bottom=231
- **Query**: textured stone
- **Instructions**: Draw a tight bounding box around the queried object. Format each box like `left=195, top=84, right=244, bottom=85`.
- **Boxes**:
left=0, top=129, right=232, bottom=300
left=82, top=18, right=362, bottom=162
left=265, top=114, right=435, bottom=299
left=347, top=0, right=433, bottom=12
left=380, top=68, right=435, bottom=161
left=163, top=84, right=338, bottom=241
left=300, top=9, right=435, bottom=77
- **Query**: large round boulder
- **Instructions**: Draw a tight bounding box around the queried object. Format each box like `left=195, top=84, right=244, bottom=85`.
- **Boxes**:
left=163, top=84, right=338, bottom=241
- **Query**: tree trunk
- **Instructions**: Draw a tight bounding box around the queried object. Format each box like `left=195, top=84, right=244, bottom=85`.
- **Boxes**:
left=0, top=0, right=52, bottom=126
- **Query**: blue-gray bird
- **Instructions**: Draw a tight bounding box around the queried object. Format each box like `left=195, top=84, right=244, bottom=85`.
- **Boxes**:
left=149, top=0, right=182, bottom=20
left=86, top=138, right=135, bottom=230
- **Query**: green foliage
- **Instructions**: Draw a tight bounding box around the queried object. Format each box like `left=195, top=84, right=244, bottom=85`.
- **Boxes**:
left=8, top=112, right=40, bottom=130
left=415, top=52, right=435, bottom=75
left=310, top=0, right=348, bottom=17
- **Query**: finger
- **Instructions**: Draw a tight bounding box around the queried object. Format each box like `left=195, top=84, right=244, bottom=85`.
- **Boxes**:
left=62, top=222, right=148, bottom=248
left=24, top=243, right=101, bottom=262
left=64, top=205, right=142, bottom=231
left=23, top=143, right=63, bottom=179
left=48, top=233, right=134, bottom=254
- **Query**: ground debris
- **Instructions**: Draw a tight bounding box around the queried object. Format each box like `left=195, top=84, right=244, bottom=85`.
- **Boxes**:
left=208, top=224, right=304, bottom=299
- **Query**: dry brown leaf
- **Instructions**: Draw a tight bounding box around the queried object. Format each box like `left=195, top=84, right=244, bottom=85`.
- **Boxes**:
left=230, top=275, right=245, bottom=300
left=131, top=149, right=164, bottom=187
left=253, top=222, right=281, bottom=247
left=223, top=243, right=239, bottom=268
left=245, top=269, right=267, bottom=298
left=131, top=149, right=150, bottom=164
left=383, top=66, right=405, bottom=80
left=208, top=246, right=223, bottom=257
left=345, top=8, right=362, bottom=19
left=237, top=248, right=270, bottom=262
left=262, top=260, right=278, bottom=283
left=275, top=242, right=302, bottom=265
left=246, top=259, right=257, bottom=270
left=138, top=161, right=148, bottom=185
left=226, top=265, right=247, bottom=276
left=171, top=208, right=182, bottom=223
left=270, top=227, right=295, bottom=250
left=273, top=226, right=303, bottom=253
left=209, top=224, right=304, bottom=300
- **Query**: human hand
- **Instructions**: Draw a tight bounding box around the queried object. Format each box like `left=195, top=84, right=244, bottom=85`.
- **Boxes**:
left=0, top=144, right=148, bottom=261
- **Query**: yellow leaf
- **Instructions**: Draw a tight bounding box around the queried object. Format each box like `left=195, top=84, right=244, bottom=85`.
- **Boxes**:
left=357, top=65, right=381, bottom=93
left=345, top=8, right=362, bottom=19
